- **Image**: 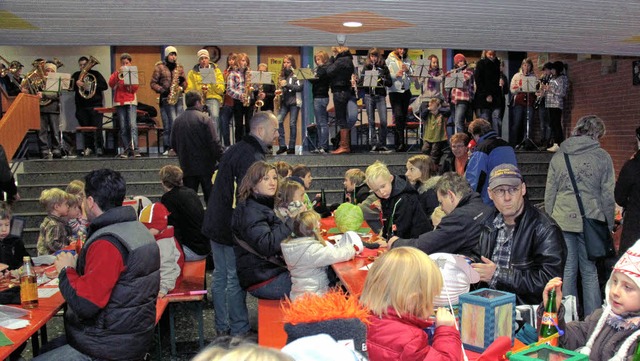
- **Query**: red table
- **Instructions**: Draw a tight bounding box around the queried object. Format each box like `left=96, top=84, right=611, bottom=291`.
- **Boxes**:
left=0, top=284, right=65, bottom=360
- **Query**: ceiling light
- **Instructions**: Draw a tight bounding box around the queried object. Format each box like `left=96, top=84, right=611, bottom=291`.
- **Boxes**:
left=343, top=21, right=362, bottom=28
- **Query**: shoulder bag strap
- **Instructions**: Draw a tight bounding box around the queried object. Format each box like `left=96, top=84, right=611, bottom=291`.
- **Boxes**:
left=563, top=153, right=586, bottom=218
left=233, top=234, right=286, bottom=268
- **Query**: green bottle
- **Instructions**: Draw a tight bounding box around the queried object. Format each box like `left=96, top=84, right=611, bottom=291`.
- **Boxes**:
left=633, top=342, right=640, bottom=361
left=539, top=289, right=559, bottom=346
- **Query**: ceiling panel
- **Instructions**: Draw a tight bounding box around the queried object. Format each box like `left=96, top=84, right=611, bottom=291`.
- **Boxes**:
left=1, top=0, right=639, bottom=56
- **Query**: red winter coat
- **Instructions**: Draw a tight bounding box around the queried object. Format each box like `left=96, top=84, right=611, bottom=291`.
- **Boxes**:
left=109, top=71, right=138, bottom=106
left=366, top=308, right=462, bottom=361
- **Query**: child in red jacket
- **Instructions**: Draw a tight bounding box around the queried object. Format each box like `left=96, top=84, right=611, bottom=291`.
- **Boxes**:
left=360, top=247, right=462, bottom=361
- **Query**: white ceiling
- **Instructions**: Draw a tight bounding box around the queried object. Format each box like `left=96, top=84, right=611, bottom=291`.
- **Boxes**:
left=1, top=0, right=640, bottom=56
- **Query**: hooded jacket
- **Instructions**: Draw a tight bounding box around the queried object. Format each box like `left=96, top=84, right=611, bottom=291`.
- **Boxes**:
left=378, top=175, right=430, bottom=240
left=615, top=150, right=640, bottom=254
left=186, top=63, right=225, bottom=102
left=545, top=135, right=615, bottom=233
left=281, top=236, right=355, bottom=300
left=321, top=50, right=354, bottom=92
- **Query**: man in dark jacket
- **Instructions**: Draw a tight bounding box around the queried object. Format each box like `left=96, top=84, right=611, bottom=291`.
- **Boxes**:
left=471, top=164, right=566, bottom=305
left=474, top=50, right=502, bottom=131
left=171, top=90, right=224, bottom=203
left=202, top=111, right=278, bottom=338
left=36, top=169, right=160, bottom=361
left=70, top=56, right=108, bottom=156
left=466, top=118, right=517, bottom=206
left=389, top=172, right=492, bottom=259
left=0, top=144, right=18, bottom=204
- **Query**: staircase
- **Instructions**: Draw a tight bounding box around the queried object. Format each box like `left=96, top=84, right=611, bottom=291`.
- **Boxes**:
left=11, top=150, right=552, bottom=252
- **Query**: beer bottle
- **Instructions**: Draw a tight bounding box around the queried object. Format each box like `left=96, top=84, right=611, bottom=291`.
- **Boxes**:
left=539, top=288, right=558, bottom=346
left=20, top=256, right=38, bottom=309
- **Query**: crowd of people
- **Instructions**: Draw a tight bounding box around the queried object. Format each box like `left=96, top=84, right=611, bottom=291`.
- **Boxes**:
left=0, top=47, right=575, bottom=161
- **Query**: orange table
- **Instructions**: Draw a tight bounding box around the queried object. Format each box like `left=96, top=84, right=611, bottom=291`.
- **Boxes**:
left=0, top=286, right=65, bottom=360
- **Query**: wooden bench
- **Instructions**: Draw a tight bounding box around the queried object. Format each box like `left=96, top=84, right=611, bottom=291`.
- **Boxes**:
left=164, top=259, right=206, bottom=357
left=257, top=299, right=287, bottom=349
left=76, top=125, right=163, bottom=155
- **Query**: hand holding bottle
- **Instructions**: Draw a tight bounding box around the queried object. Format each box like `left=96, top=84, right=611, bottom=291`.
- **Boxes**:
left=543, top=277, right=563, bottom=311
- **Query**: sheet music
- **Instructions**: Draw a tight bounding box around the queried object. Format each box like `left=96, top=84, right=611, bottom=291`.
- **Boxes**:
left=521, top=76, right=537, bottom=93
left=38, top=288, right=59, bottom=298
left=444, top=73, right=464, bottom=90
left=200, top=67, right=216, bottom=84
left=122, top=66, right=139, bottom=85
left=250, top=71, right=273, bottom=84
left=363, top=70, right=379, bottom=88
left=45, top=73, right=71, bottom=92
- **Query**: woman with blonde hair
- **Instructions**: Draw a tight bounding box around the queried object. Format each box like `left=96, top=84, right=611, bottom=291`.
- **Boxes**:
left=232, top=161, right=300, bottom=299
left=360, top=247, right=461, bottom=360
left=275, top=55, right=303, bottom=155
left=192, top=343, right=293, bottom=361
left=509, top=57, right=536, bottom=147
left=274, top=179, right=306, bottom=220
left=309, top=50, right=332, bottom=153
left=227, top=52, right=253, bottom=143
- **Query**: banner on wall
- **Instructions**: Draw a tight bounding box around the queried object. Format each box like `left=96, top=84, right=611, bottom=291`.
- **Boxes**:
left=268, top=58, right=282, bottom=82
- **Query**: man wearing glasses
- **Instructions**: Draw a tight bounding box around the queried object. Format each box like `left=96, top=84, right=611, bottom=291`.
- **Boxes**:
left=471, top=164, right=566, bottom=305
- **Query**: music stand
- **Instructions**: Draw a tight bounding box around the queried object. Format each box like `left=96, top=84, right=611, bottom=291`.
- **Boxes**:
left=294, top=67, right=321, bottom=153
left=516, top=75, right=539, bottom=150
left=45, top=73, right=75, bottom=156
left=407, top=60, right=431, bottom=152
left=444, top=72, right=464, bottom=90
left=122, top=66, right=139, bottom=86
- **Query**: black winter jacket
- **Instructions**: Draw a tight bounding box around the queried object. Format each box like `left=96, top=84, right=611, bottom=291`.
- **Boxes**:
left=474, top=57, right=502, bottom=110
left=614, top=150, right=640, bottom=255
left=231, top=195, right=292, bottom=290
left=309, top=64, right=330, bottom=99
left=70, top=69, right=108, bottom=108
left=321, top=51, right=355, bottom=92
left=358, top=62, right=392, bottom=96
left=476, top=200, right=566, bottom=305
left=162, top=186, right=210, bottom=256
left=171, top=106, right=223, bottom=177
left=0, top=235, right=28, bottom=270
left=393, top=192, right=492, bottom=259
left=202, top=135, right=268, bottom=245
left=378, top=176, right=430, bottom=240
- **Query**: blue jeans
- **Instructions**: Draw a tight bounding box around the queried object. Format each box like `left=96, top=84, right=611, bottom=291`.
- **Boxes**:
left=160, top=100, right=184, bottom=151
left=32, top=344, right=95, bottom=361
left=248, top=271, right=292, bottom=300
left=452, top=101, right=470, bottom=133
left=278, top=105, right=299, bottom=149
left=205, top=98, right=221, bottom=139
left=477, top=108, right=502, bottom=136
left=116, top=105, right=137, bottom=151
left=210, top=241, right=250, bottom=335
left=182, top=244, right=209, bottom=262
left=539, top=107, right=551, bottom=143
left=314, top=97, right=329, bottom=150
left=219, top=105, right=234, bottom=147
left=333, top=90, right=358, bottom=129
left=562, top=231, right=602, bottom=317
left=365, top=94, right=388, bottom=146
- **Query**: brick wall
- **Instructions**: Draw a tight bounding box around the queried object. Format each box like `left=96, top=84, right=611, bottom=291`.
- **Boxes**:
left=528, top=53, right=640, bottom=175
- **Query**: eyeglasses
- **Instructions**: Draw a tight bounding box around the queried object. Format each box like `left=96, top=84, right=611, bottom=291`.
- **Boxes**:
left=491, top=186, right=521, bottom=197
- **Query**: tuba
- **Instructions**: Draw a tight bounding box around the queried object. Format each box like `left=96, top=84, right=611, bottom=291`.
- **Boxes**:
left=77, top=56, right=100, bottom=99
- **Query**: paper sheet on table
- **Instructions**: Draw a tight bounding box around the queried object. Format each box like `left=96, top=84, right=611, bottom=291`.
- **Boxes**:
left=45, top=278, right=59, bottom=287
left=358, top=264, right=372, bottom=271
left=32, top=255, right=56, bottom=266
left=0, top=319, right=29, bottom=330
left=38, top=288, right=59, bottom=298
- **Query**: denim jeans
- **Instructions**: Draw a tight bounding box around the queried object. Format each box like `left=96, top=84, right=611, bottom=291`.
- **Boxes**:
left=314, top=97, right=329, bottom=150
left=210, top=241, right=250, bottom=335
left=365, top=94, right=388, bottom=146
left=452, top=101, right=470, bottom=134
left=248, top=271, right=292, bottom=300
left=562, top=231, right=602, bottom=317
left=205, top=98, right=221, bottom=139
left=182, top=244, right=208, bottom=262
left=477, top=108, right=502, bottom=136
left=32, top=344, right=95, bottom=361
left=278, top=105, right=299, bottom=149
left=160, top=100, right=183, bottom=151
left=511, top=105, right=534, bottom=145
left=539, top=107, right=551, bottom=144
left=116, top=104, right=138, bottom=151
left=219, top=105, right=234, bottom=147
left=347, top=95, right=359, bottom=129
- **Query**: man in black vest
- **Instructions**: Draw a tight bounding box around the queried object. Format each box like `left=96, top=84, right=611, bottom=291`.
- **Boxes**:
left=35, top=169, right=160, bottom=361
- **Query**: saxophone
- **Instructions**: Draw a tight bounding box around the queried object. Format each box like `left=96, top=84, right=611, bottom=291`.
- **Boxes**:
left=167, top=63, right=183, bottom=105
left=243, top=67, right=252, bottom=107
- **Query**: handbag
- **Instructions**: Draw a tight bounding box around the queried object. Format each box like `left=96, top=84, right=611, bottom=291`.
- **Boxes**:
left=563, top=154, right=615, bottom=261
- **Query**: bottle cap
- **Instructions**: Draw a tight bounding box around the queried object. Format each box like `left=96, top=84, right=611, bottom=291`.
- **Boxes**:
left=23, top=256, right=30, bottom=261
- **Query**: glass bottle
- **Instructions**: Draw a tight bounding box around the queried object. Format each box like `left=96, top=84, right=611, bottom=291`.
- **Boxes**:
left=20, top=256, right=38, bottom=309
left=320, top=188, right=326, bottom=208
left=539, top=288, right=558, bottom=346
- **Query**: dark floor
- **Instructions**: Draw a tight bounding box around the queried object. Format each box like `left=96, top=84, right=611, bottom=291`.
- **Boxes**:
left=22, top=271, right=259, bottom=361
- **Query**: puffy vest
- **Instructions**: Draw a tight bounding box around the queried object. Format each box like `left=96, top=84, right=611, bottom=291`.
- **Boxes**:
left=65, top=220, right=160, bottom=361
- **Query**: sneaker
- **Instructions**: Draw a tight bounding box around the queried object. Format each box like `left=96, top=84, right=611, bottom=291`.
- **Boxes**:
left=133, top=150, right=142, bottom=158
left=96, top=148, right=104, bottom=156
left=276, top=146, right=288, bottom=155
left=42, top=151, right=53, bottom=160
left=378, top=145, right=391, bottom=153
left=83, top=148, right=93, bottom=157
left=162, top=150, right=169, bottom=156
left=546, top=143, right=560, bottom=152
left=117, top=152, right=129, bottom=159
left=370, top=145, right=379, bottom=153
left=286, top=149, right=295, bottom=155
left=317, top=148, right=326, bottom=154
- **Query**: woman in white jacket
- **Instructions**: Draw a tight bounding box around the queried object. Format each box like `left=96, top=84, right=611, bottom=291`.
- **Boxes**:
left=281, top=210, right=356, bottom=300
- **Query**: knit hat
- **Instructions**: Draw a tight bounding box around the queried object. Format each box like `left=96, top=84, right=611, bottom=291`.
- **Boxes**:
left=197, top=49, right=209, bottom=60
left=613, top=240, right=640, bottom=291
left=43, top=62, right=57, bottom=72
left=454, top=53, right=466, bottom=64
left=139, top=202, right=170, bottom=231
left=488, top=163, right=523, bottom=190
left=164, top=46, right=178, bottom=58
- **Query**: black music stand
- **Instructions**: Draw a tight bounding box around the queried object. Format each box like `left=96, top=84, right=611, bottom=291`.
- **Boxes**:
left=407, top=60, right=430, bottom=152
left=516, top=76, right=539, bottom=150
left=295, top=67, right=321, bottom=153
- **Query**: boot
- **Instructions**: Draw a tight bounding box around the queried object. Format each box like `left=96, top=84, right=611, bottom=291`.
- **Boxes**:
left=331, top=129, right=350, bottom=154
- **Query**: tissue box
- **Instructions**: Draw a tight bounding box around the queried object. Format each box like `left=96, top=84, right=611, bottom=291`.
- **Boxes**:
left=459, top=288, right=516, bottom=353
left=508, top=343, right=588, bottom=360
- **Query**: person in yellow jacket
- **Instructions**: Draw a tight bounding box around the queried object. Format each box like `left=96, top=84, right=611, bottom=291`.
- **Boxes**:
left=187, top=49, right=225, bottom=133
